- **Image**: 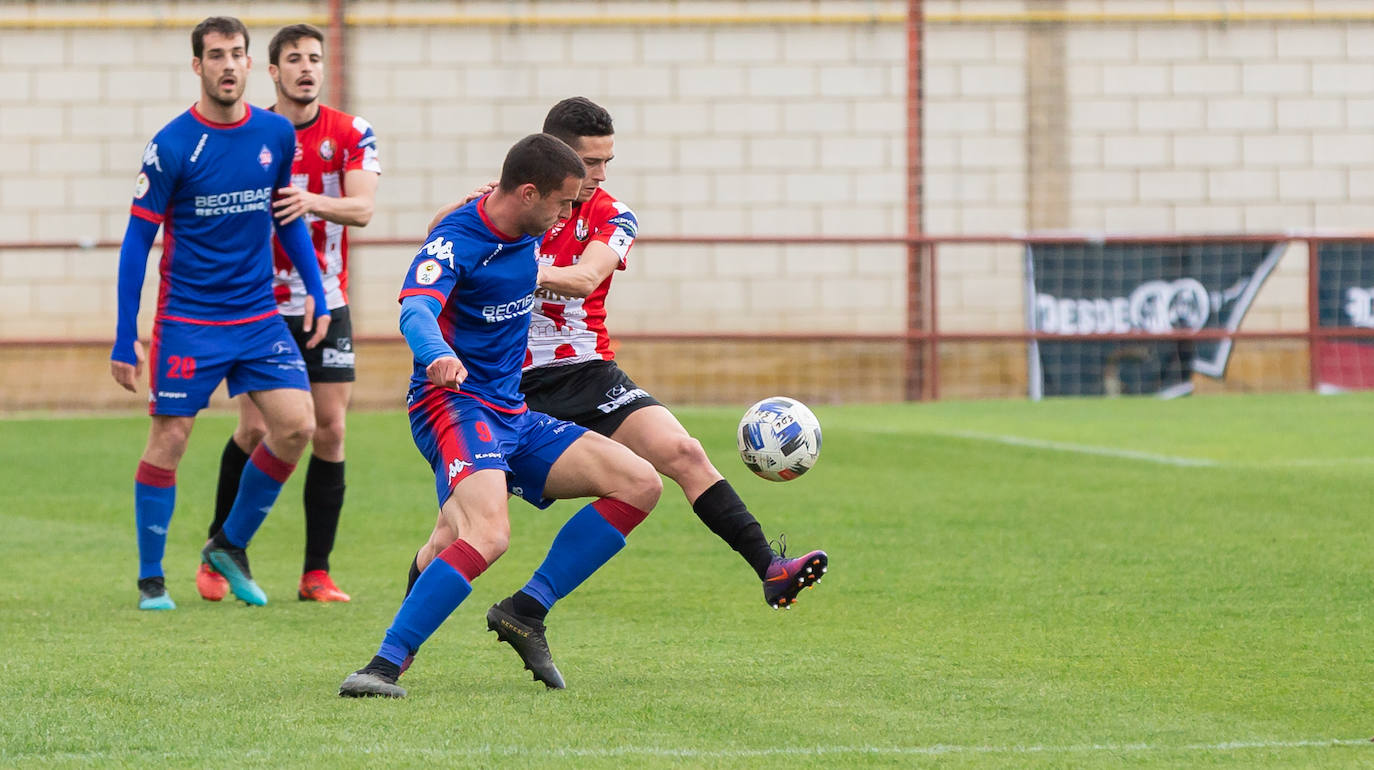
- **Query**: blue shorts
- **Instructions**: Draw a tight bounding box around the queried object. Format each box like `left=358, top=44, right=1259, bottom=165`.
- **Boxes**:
left=147, top=315, right=309, bottom=416
left=407, top=384, right=587, bottom=510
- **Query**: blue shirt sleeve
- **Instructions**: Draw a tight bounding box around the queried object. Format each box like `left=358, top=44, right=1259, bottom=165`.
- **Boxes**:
left=111, top=215, right=161, bottom=364
left=399, top=294, right=454, bottom=366
left=131, top=135, right=177, bottom=223
left=274, top=215, right=329, bottom=318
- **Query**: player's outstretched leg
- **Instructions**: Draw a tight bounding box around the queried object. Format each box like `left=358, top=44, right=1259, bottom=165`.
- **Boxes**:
left=762, top=535, right=828, bottom=610
left=485, top=597, right=565, bottom=689
left=690, top=480, right=830, bottom=610
left=138, top=576, right=176, bottom=611
left=201, top=534, right=267, bottom=606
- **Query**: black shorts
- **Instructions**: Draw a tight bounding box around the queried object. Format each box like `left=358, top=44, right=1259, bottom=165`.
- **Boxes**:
left=282, top=305, right=356, bottom=383
left=520, top=359, right=661, bottom=436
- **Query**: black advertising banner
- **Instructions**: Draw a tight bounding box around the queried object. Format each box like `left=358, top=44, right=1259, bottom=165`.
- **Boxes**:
left=1025, top=242, right=1284, bottom=398
left=1314, top=241, right=1374, bottom=391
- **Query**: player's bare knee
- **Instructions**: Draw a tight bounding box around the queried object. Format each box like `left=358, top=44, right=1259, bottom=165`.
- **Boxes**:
left=461, top=528, right=509, bottom=564
left=657, top=434, right=710, bottom=480
left=232, top=423, right=266, bottom=451
left=273, top=414, right=316, bottom=454
left=622, top=455, right=663, bottom=511
left=313, top=419, right=345, bottom=458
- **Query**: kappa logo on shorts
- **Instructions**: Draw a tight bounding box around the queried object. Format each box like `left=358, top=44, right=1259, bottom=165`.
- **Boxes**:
left=273, top=341, right=293, bottom=355
left=447, top=458, right=473, bottom=480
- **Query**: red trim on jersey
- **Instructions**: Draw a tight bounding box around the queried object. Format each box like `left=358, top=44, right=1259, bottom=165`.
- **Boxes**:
left=155, top=308, right=279, bottom=326
left=155, top=213, right=175, bottom=325
left=405, top=384, right=529, bottom=416
left=398, top=287, right=447, bottom=305
left=146, top=320, right=163, bottom=416
left=453, top=391, right=528, bottom=415
left=477, top=196, right=520, bottom=242
left=190, top=102, right=252, bottom=129
left=437, top=539, right=488, bottom=582
left=135, top=461, right=176, bottom=488
left=130, top=206, right=163, bottom=224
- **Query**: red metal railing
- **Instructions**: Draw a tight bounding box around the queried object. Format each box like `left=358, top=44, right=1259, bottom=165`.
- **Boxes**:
left=3, top=231, right=1372, bottom=399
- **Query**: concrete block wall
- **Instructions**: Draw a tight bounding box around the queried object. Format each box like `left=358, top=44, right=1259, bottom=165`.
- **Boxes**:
left=0, top=0, right=1371, bottom=356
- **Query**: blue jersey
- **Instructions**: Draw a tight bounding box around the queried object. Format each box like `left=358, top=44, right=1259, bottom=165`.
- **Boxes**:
left=130, top=104, right=298, bottom=323
left=398, top=196, right=540, bottom=411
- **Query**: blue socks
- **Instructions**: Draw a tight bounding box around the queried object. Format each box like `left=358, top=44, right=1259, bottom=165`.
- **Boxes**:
left=134, top=461, right=176, bottom=580
left=520, top=503, right=630, bottom=611
left=377, top=539, right=487, bottom=666
left=220, top=444, right=296, bottom=548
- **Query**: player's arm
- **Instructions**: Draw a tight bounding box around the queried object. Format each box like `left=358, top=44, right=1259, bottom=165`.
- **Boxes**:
left=274, top=216, right=331, bottom=346
left=425, top=180, right=497, bottom=233
left=110, top=214, right=160, bottom=392
left=399, top=294, right=467, bottom=389
left=273, top=168, right=379, bottom=227
left=536, top=243, right=621, bottom=298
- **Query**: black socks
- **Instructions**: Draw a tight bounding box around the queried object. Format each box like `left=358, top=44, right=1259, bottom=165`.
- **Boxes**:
left=210, top=437, right=250, bottom=539
left=692, top=479, right=774, bottom=579
left=302, top=456, right=345, bottom=573
left=511, top=590, right=549, bottom=623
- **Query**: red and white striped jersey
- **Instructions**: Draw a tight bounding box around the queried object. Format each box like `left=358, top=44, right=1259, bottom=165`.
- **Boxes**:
left=524, top=187, right=638, bottom=370
left=271, top=103, right=381, bottom=314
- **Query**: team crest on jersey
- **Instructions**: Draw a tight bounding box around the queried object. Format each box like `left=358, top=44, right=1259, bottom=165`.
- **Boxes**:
left=258, top=144, right=273, bottom=170
left=318, top=138, right=335, bottom=160
left=133, top=172, right=150, bottom=199
left=574, top=218, right=589, bottom=241
left=416, top=259, right=442, bottom=285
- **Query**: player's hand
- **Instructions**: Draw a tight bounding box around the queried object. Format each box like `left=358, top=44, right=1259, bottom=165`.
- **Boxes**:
left=427, top=356, right=467, bottom=390
left=300, top=295, right=331, bottom=349
left=461, top=180, right=497, bottom=206
left=110, top=340, right=145, bottom=393
left=273, top=186, right=320, bottom=225
left=426, top=181, right=497, bottom=232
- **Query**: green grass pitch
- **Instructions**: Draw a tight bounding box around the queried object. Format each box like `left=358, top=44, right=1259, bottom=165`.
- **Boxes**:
left=2, top=393, right=1372, bottom=767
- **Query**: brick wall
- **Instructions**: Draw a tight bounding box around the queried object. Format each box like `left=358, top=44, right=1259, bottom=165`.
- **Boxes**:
left=1, top=0, right=1372, bottom=378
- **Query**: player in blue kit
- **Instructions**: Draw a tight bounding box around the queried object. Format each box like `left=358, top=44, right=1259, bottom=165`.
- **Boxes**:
left=338, top=134, right=662, bottom=698
left=110, top=16, right=332, bottom=610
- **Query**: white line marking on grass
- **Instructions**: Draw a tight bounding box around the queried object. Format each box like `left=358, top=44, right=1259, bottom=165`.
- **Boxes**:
left=935, top=430, right=1220, bottom=467
left=18, top=739, right=1369, bottom=763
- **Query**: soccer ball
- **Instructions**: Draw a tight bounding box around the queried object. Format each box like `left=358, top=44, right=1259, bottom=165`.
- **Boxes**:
left=737, top=396, right=822, bottom=482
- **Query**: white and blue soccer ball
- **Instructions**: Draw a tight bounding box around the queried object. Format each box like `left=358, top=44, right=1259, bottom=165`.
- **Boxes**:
left=737, top=396, right=822, bottom=482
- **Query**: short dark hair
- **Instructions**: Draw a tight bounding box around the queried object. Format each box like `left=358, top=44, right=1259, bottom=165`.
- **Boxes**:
left=269, top=24, right=325, bottom=66
left=192, top=16, right=249, bottom=59
left=542, top=97, right=614, bottom=147
left=499, top=133, right=587, bottom=196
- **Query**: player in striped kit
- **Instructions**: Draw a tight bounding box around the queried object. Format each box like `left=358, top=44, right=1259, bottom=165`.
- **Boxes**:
left=110, top=16, right=331, bottom=610
left=338, top=134, right=662, bottom=698
left=423, top=98, right=829, bottom=688
left=200, top=24, right=381, bottom=604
